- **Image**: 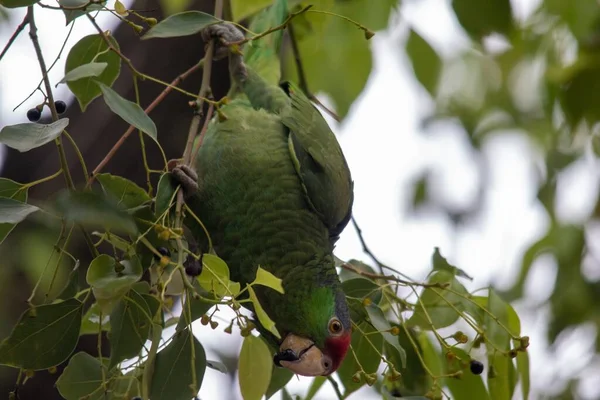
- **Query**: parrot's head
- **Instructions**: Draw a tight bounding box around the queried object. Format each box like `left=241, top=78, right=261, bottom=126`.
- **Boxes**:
left=274, top=287, right=351, bottom=376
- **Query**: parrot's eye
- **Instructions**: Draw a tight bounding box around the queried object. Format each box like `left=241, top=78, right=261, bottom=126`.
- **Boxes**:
left=328, top=318, right=343, bottom=335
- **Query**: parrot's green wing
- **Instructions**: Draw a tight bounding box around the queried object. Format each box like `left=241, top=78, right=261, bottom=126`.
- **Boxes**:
left=281, top=82, right=354, bottom=241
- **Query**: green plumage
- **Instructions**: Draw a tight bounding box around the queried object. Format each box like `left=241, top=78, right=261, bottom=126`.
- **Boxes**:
left=188, top=0, right=353, bottom=347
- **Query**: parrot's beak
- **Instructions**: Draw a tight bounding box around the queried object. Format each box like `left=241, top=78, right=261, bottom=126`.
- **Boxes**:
left=275, top=334, right=333, bottom=376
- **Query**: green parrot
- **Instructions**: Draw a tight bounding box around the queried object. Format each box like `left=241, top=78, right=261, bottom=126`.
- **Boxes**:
left=172, top=0, right=354, bottom=376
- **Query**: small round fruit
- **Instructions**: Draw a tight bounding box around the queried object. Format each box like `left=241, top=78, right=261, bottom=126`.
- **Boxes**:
left=470, top=360, right=484, bottom=375
left=184, top=259, right=202, bottom=277
left=27, top=108, right=41, bottom=122
left=153, top=247, right=171, bottom=260
left=55, top=100, right=67, bottom=114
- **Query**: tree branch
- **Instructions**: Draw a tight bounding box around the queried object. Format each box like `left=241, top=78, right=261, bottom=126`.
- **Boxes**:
left=0, top=14, right=29, bottom=63
left=27, top=5, right=98, bottom=258
left=88, top=59, right=204, bottom=184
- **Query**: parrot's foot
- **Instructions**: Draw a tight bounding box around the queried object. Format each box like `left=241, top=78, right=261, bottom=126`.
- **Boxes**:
left=201, top=23, right=247, bottom=82
left=169, top=163, right=199, bottom=198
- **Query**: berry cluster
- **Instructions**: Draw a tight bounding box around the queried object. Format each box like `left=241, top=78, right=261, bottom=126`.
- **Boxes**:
left=26, top=100, right=67, bottom=122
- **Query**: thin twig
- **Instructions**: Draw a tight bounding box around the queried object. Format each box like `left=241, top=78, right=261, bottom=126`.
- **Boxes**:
left=0, top=14, right=29, bottom=62
left=27, top=6, right=73, bottom=187
left=327, top=376, right=344, bottom=400
left=287, top=23, right=308, bottom=94
left=88, top=60, right=204, bottom=184
left=230, top=5, right=312, bottom=46
left=287, top=19, right=340, bottom=122
left=351, top=216, right=385, bottom=274
left=191, top=102, right=214, bottom=164
left=14, top=15, right=75, bottom=112
left=341, top=262, right=442, bottom=288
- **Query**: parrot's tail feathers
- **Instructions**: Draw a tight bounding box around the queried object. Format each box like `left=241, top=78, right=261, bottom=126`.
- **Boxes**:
left=243, top=0, right=288, bottom=85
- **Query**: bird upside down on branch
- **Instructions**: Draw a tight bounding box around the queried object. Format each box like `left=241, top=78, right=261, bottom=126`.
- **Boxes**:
left=170, top=0, right=355, bottom=377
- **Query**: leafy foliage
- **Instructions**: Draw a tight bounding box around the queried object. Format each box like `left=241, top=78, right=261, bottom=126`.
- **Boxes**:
left=12, top=0, right=597, bottom=398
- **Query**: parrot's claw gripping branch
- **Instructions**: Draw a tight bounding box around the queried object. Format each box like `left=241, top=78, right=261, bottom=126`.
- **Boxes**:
left=201, top=23, right=244, bottom=59
left=201, top=23, right=248, bottom=83
left=170, top=163, right=199, bottom=198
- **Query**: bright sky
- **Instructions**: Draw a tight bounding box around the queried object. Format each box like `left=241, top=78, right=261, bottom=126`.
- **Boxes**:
left=1, top=0, right=600, bottom=399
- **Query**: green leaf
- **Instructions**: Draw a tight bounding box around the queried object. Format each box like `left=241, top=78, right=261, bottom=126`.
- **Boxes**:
left=451, top=0, right=513, bottom=39
left=407, top=270, right=470, bottom=329
left=288, top=0, right=395, bottom=118
left=0, top=0, right=37, bottom=8
left=239, top=335, right=273, bottom=400
left=57, top=261, right=81, bottom=300
left=0, top=197, right=39, bottom=224
left=98, top=83, right=157, bottom=141
left=59, top=62, right=108, bottom=83
left=108, top=369, right=140, bottom=399
left=556, top=61, right=600, bottom=126
left=155, top=173, right=178, bottom=218
left=488, top=352, right=516, bottom=400
left=337, top=321, right=383, bottom=396
left=97, top=173, right=151, bottom=209
left=364, top=304, right=406, bottom=367
left=230, top=0, right=272, bottom=21
left=342, top=277, right=382, bottom=304
left=150, top=329, right=206, bottom=400
left=65, top=34, right=121, bottom=110
left=0, top=298, right=83, bottom=370
left=159, top=0, right=194, bottom=15
left=545, top=0, right=600, bottom=42
left=0, top=119, right=69, bottom=152
left=406, top=29, right=441, bottom=96
left=197, top=253, right=234, bottom=297
left=86, top=254, right=143, bottom=313
left=414, top=332, right=443, bottom=399
left=247, top=285, right=280, bottom=339
left=0, top=178, right=26, bottom=200
left=109, top=289, right=153, bottom=368
left=483, top=289, right=517, bottom=351
left=54, top=190, right=138, bottom=234
left=60, top=0, right=107, bottom=24
left=431, top=247, right=472, bottom=281
left=252, top=266, right=284, bottom=293
left=56, top=352, right=106, bottom=400
left=417, top=331, right=443, bottom=376
left=142, top=294, right=162, bottom=325
left=143, top=11, right=221, bottom=39
left=266, top=365, right=294, bottom=399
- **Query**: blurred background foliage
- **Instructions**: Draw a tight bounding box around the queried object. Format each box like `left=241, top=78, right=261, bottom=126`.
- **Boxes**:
left=0, top=0, right=599, bottom=398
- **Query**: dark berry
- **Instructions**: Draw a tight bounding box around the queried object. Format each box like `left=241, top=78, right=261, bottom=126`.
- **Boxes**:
left=131, top=397, right=142, bottom=400
left=153, top=247, right=171, bottom=260
left=55, top=100, right=67, bottom=114
left=470, top=360, right=484, bottom=375
left=184, top=259, right=202, bottom=277
left=27, top=108, right=41, bottom=122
